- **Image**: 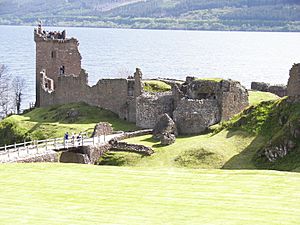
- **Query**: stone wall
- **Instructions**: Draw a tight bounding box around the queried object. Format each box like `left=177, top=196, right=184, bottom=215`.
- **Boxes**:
left=39, top=70, right=133, bottom=121
left=15, top=151, right=58, bottom=163
left=251, top=81, right=287, bottom=97
left=268, top=85, right=287, bottom=97
left=287, top=63, right=300, bottom=98
left=173, top=99, right=220, bottom=134
left=183, top=79, right=249, bottom=122
left=218, top=80, right=249, bottom=121
left=136, top=92, right=174, bottom=128
left=109, top=139, right=154, bottom=156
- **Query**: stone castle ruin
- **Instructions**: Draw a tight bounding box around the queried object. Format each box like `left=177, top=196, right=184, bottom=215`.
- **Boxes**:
left=34, top=25, right=249, bottom=134
left=136, top=78, right=249, bottom=134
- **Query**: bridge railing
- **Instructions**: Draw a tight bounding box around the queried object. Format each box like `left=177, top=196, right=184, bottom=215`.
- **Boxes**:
left=0, top=132, right=124, bottom=163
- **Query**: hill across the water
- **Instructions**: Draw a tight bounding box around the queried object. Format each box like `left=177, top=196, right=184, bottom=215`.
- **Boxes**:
left=0, top=0, right=300, bottom=31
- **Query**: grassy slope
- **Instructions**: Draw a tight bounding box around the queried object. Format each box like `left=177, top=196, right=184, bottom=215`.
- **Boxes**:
left=0, top=102, right=136, bottom=145
left=100, top=130, right=255, bottom=169
left=1, top=163, right=300, bottom=225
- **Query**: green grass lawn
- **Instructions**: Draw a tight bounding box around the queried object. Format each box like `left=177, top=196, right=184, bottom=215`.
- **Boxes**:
left=0, top=163, right=300, bottom=225
left=0, top=102, right=136, bottom=145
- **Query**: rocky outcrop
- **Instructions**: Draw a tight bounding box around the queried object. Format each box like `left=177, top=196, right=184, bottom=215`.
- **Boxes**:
left=263, top=139, right=296, bottom=162
left=92, top=122, right=113, bottom=137
left=160, top=133, right=176, bottom=145
left=260, top=116, right=300, bottom=162
left=109, top=139, right=154, bottom=156
left=153, top=113, right=177, bottom=140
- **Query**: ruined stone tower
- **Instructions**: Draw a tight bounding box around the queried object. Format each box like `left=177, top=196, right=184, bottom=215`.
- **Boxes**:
left=34, top=24, right=82, bottom=106
left=34, top=25, right=142, bottom=123
left=287, top=63, right=300, bottom=99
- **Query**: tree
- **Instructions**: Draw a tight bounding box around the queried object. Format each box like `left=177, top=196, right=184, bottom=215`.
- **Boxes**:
left=0, top=64, right=13, bottom=118
left=12, top=76, right=25, bottom=115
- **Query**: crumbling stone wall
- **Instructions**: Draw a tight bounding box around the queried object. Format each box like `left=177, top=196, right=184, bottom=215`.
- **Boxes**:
left=251, top=81, right=287, bottom=97
left=218, top=80, right=249, bottom=121
left=287, top=63, right=300, bottom=98
left=109, top=139, right=154, bottom=156
left=136, top=92, right=174, bottom=128
left=183, top=79, right=248, bottom=121
left=268, top=85, right=287, bottom=97
left=173, top=99, right=220, bottom=134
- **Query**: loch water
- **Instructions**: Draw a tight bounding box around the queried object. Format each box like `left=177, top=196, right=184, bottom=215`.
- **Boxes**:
left=0, top=25, right=300, bottom=109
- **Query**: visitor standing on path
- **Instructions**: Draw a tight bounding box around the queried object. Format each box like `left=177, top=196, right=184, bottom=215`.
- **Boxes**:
left=64, top=132, right=69, bottom=144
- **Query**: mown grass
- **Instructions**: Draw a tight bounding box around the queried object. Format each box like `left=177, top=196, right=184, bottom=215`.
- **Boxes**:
left=1, top=163, right=300, bottom=225
left=143, top=80, right=171, bottom=92
left=0, top=102, right=136, bottom=145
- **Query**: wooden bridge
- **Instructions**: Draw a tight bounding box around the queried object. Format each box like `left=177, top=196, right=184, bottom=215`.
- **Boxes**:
left=0, top=132, right=123, bottom=163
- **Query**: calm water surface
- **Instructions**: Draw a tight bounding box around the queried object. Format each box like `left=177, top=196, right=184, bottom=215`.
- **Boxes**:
left=0, top=25, right=300, bottom=108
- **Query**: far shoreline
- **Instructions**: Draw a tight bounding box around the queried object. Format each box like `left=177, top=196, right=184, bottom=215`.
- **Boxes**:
left=1, top=23, right=300, bottom=34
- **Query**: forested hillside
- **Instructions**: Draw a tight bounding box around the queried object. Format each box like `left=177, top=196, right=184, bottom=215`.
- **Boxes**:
left=0, top=0, right=300, bottom=31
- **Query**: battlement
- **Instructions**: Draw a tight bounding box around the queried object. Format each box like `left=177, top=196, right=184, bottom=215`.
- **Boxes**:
left=34, top=24, right=77, bottom=44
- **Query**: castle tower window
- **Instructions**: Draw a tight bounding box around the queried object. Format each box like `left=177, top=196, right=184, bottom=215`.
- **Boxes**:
left=51, top=51, right=56, bottom=59
left=59, top=66, right=65, bottom=75
left=127, top=80, right=134, bottom=96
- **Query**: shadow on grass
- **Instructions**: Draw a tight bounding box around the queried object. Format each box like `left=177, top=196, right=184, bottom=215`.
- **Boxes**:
left=225, top=128, right=254, bottom=138
left=222, top=129, right=300, bottom=172
left=222, top=131, right=266, bottom=170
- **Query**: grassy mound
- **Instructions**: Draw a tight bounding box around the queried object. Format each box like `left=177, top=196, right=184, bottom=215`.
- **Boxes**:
left=0, top=102, right=136, bottom=145
left=143, top=80, right=171, bottom=92
left=99, top=130, right=256, bottom=169
left=1, top=163, right=300, bottom=225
